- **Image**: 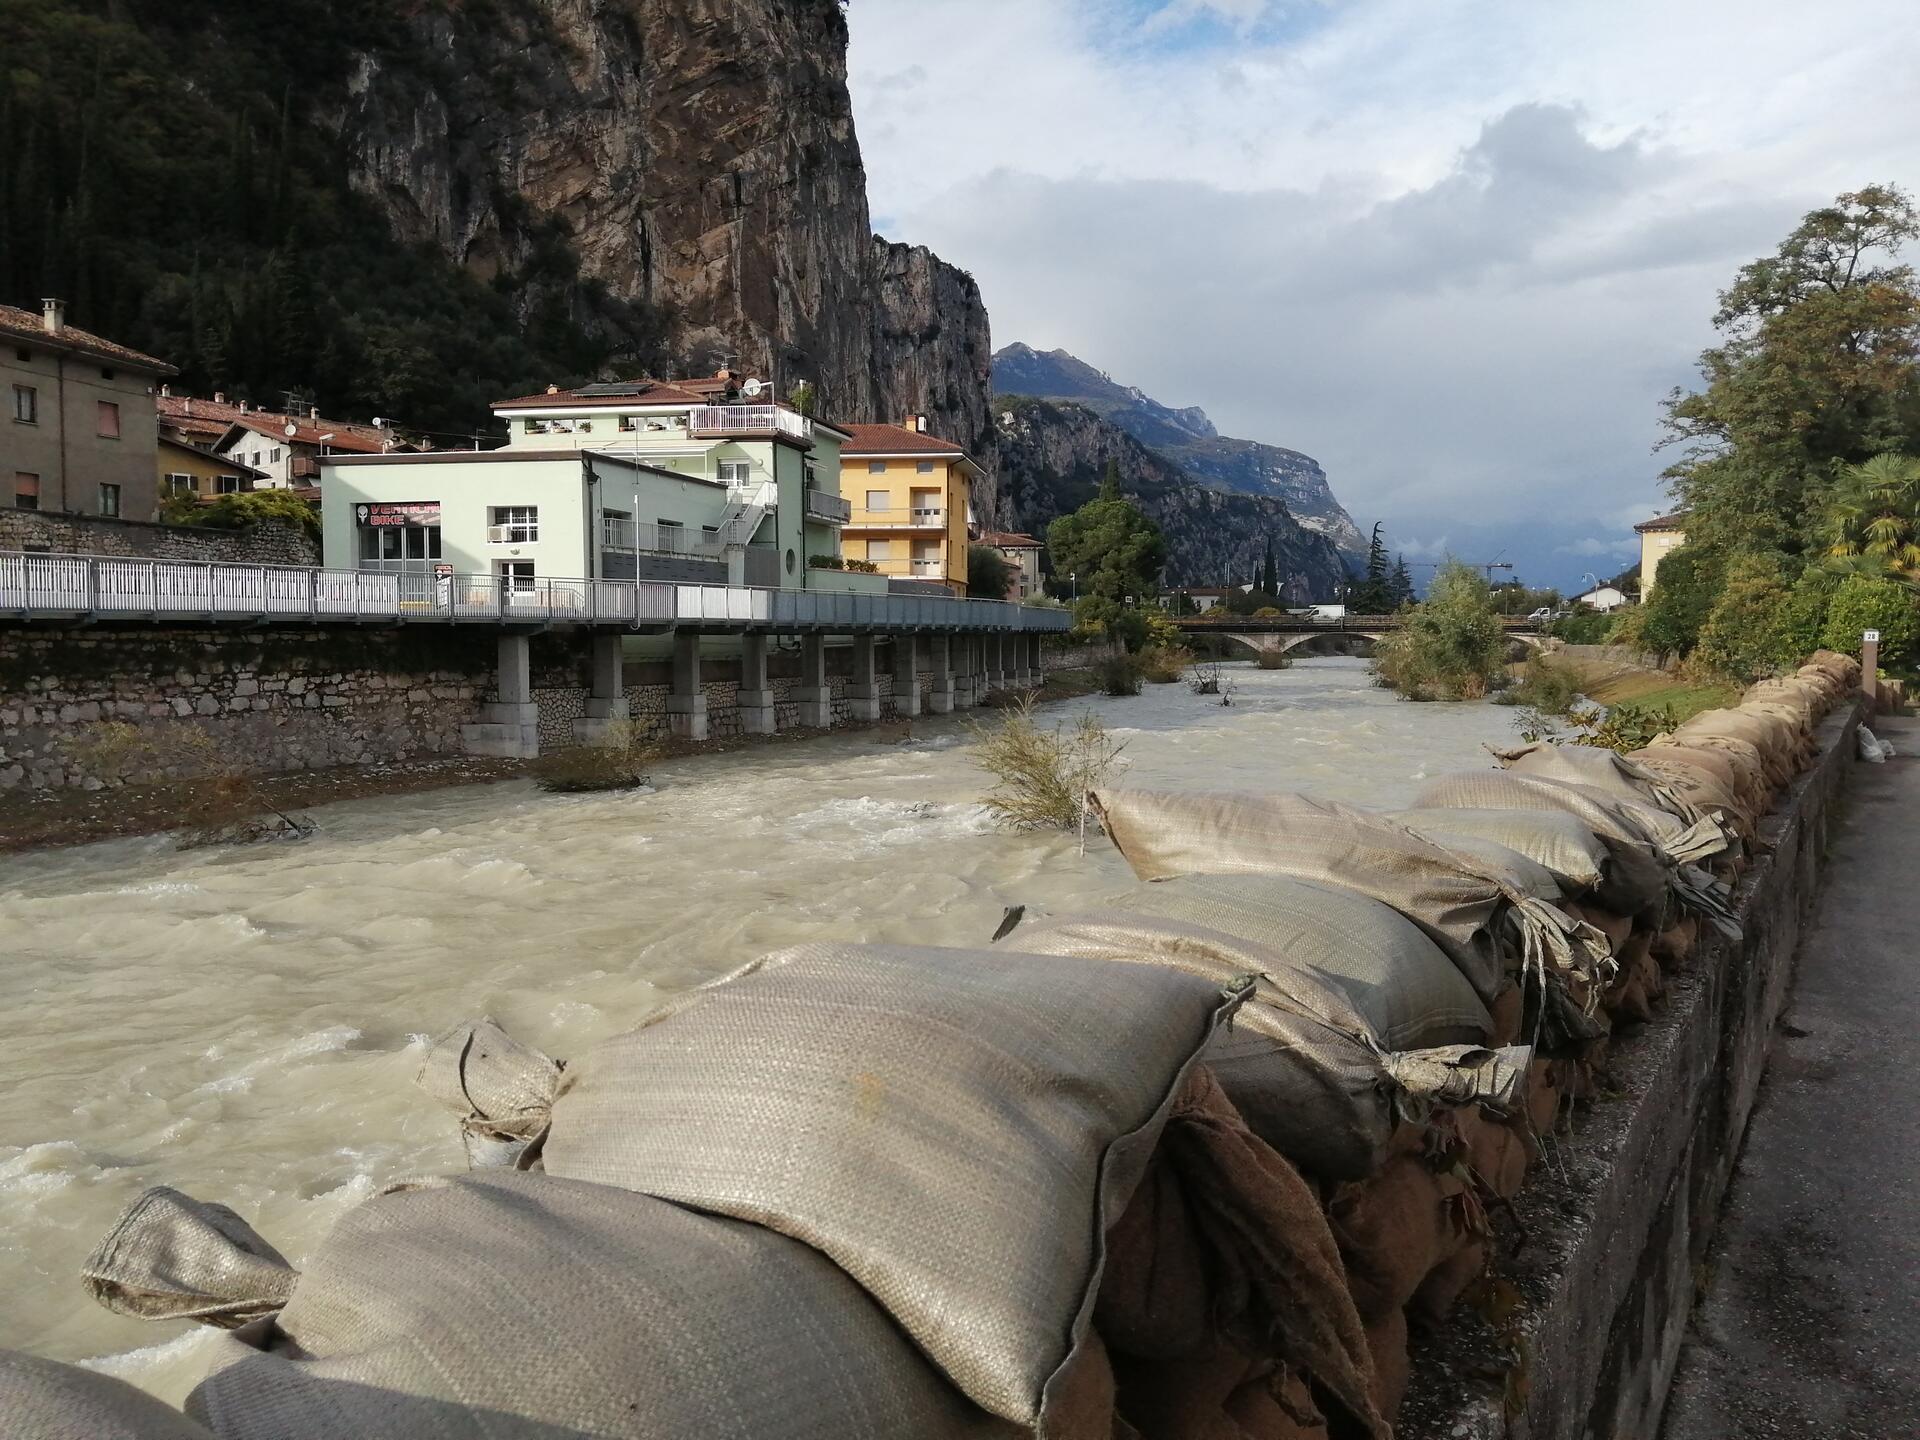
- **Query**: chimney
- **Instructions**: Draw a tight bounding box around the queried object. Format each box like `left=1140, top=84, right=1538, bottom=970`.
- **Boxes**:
left=214, top=392, right=225, bottom=405
left=160, top=383, right=171, bottom=398
left=546, top=383, right=560, bottom=395
left=41, top=298, right=65, bottom=335
left=309, top=405, right=319, bottom=421
left=715, top=367, right=733, bottom=382
left=184, top=398, right=193, bottom=416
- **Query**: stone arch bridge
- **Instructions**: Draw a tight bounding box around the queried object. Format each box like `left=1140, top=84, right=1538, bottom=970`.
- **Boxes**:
left=1178, top=615, right=1547, bottom=660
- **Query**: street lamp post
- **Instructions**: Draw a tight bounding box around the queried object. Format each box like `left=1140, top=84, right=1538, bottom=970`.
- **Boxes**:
left=1070, top=571, right=1077, bottom=602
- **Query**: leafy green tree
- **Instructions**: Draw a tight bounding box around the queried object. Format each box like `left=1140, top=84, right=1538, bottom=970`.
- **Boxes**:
left=1821, top=573, right=1920, bottom=667
left=965, top=542, right=1016, bottom=600
left=1641, top=544, right=1725, bottom=659
left=1773, top=565, right=1840, bottom=663
left=1695, top=551, right=1795, bottom=680
left=166, top=489, right=321, bottom=542
left=1823, top=451, right=1920, bottom=576
left=1047, top=481, right=1168, bottom=650
left=1373, top=562, right=1507, bottom=700
left=1664, top=185, right=1920, bottom=557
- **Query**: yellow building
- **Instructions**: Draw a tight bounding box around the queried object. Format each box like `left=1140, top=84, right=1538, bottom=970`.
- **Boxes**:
left=838, top=421, right=980, bottom=595
left=1634, top=510, right=1687, bottom=593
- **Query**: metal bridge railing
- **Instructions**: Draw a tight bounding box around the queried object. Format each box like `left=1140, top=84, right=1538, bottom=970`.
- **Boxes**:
left=0, top=551, right=1070, bottom=633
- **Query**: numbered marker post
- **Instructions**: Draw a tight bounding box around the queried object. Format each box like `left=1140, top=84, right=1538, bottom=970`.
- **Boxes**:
left=1863, top=629, right=1880, bottom=705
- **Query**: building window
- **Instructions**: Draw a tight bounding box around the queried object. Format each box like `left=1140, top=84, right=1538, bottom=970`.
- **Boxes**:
left=916, top=460, right=935, bottom=474
left=98, top=483, right=120, bottom=517
left=496, top=560, right=536, bottom=594
left=100, top=367, right=115, bottom=381
left=717, top=460, right=751, bottom=486
left=865, top=489, right=889, bottom=512
left=867, top=460, right=886, bottom=474
left=525, top=419, right=547, bottom=435
left=866, top=539, right=892, bottom=561
left=97, top=401, right=120, bottom=438
left=215, top=474, right=244, bottom=495
left=271, top=446, right=281, bottom=463
left=488, top=505, right=538, bottom=543
left=167, top=472, right=199, bottom=495
left=12, top=348, right=27, bottom=363
left=11, top=385, right=35, bottom=423
left=359, top=524, right=442, bottom=569
left=14, top=472, right=39, bottom=509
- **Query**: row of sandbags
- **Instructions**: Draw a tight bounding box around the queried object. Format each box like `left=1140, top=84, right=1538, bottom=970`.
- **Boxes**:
left=15, top=658, right=1858, bottom=1440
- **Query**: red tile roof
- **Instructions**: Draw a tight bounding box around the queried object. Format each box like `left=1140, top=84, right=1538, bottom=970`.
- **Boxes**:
left=978, top=530, right=1042, bottom=549
left=0, top=304, right=176, bottom=374
left=1633, top=510, right=1689, bottom=533
left=839, top=422, right=966, bottom=456
left=222, top=413, right=396, bottom=454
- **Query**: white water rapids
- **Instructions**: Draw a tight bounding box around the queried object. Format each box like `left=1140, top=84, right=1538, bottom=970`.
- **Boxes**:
left=0, top=658, right=1521, bottom=1401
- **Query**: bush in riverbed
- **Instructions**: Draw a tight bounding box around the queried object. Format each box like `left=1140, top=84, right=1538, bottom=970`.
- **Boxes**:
left=530, top=721, right=661, bottom=793
left=1137, top=644, right=1193, bottom=683
left=1373, top=562, right=1508, bottom=700
left=60, top=720, right=315, bottom=846
left=970, top=697, right=1126, bottom=831
left=1099, top=651, right=1144, bottom=696
left=1494, top=654, right=1583, bottom=713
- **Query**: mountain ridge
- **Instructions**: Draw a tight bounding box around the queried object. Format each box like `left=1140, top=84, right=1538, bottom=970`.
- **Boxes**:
left=992, top=343, right=1366, bottom=561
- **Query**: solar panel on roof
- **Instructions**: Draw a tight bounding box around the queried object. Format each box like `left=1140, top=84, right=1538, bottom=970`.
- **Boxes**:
left=574, top=382, right=647, bottom=397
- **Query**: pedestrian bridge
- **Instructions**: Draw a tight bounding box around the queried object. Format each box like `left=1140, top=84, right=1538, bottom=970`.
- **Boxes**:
left=0, top=551, right=1066, bottom=636
left=1178, top=613, right=1547, bottom=657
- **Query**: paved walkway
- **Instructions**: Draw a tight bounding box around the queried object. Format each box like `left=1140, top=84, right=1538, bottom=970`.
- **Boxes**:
left=1662, top=713, right=1920, bottom=1438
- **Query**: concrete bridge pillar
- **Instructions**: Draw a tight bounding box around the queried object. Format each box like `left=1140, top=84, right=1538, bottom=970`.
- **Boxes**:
left=927, top=634, right=955, bottom=714
left=667, top=631, right=707, bottom=740
left=891, top=633, right=922, bottom=718
left=983, top=633, right=1007, bottom=694
left=847, top=634, right=883, bottom=722
left=464, top=633, right=541, bottom=758
left=1026, top=633, right=1045, bottom=686
left=573, top=632, right=631, bottom=745
left=949, top=634, right=975, bottom=710
left=793, top=634, right=832, bottom=728
left=737, top=633, right=777, bottom=735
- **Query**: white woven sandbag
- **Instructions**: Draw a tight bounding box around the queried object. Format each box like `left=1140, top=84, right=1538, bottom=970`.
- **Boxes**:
left=1088, top=787, right=1610, bottom=1007
left=0, top=1349, right=214, bottom=1440
left=177, top=1172, right=1022, bottom=1440
left=539, top=942, right=1244, bottom=1436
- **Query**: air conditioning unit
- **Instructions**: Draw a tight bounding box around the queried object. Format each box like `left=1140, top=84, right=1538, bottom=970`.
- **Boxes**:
left=487, top=525, right=509, bottom=543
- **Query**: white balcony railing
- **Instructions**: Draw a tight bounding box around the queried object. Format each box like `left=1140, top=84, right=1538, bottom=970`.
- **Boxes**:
left=689, top=406, right=812, bottom=442
left=849, top=505, right=946, bottom=529
left=0, top=551, right=1072, bottom=632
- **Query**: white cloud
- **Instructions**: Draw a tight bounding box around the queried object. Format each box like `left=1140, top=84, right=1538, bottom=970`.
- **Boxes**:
left=847, top=1, right=1920, bottom=587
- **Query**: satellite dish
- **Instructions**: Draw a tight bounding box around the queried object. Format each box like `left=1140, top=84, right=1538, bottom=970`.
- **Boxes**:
left=742, top=378, right=764, bottom=398
left=284, top=422, right=299, bottom=437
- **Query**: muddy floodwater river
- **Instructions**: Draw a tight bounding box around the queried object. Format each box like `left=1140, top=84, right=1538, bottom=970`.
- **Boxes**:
left=0, top=657, right=1521, bottom=1399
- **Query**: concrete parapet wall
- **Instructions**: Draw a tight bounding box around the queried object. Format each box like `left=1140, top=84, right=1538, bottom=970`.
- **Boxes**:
left=1402, top=703, right=1861, bottom=1440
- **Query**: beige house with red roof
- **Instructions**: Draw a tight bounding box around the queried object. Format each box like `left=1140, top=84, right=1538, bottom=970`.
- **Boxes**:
left=2, top=299, right=175, bottom=522
left=839, top=418, right=982, bottom=596
left=975, top=529, right=1045, bottom=599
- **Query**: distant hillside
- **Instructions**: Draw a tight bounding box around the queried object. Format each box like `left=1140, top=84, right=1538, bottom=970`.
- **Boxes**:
left=996, top=397, right=1348, bottom=596
left=992, top=343, right=1367, bottom=561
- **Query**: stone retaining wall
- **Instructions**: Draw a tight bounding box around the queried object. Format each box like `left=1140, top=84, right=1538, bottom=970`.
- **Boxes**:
left=0, top=510, right=318, bottom=567
left=1402, top=704, right=1861, bottom=1440
left=0, top=626, right=493, bottom=790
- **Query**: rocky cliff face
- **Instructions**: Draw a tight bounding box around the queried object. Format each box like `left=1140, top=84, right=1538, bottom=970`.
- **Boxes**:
left=996, top=399, right=1348, bottom=596
left=993, top=343, right=1366, bottom=561
left=325, top=0, right=988, bottom=478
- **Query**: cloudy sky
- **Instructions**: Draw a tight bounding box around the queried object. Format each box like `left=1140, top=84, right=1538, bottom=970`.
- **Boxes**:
left=846, top=0, right=1920, bottom=590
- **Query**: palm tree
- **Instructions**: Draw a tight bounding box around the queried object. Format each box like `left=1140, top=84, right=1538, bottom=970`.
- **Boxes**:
left=1824, top=452, right=1920, bottom=576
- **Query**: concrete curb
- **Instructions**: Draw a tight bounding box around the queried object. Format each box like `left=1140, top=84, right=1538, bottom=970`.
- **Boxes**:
left=1401, top=702, right=1862, bottom=1440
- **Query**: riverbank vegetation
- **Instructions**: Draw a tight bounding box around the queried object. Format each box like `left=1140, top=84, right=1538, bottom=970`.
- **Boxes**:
left=1373, top=562, right=1508, bottom=700
left=971, top=697, right=1125, bottom=833
left=529, top=721, right=660, bottom=793
left=1648, top=184, right=1920, bottom=684
left=1048, top=463, right=1170, bottom=652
